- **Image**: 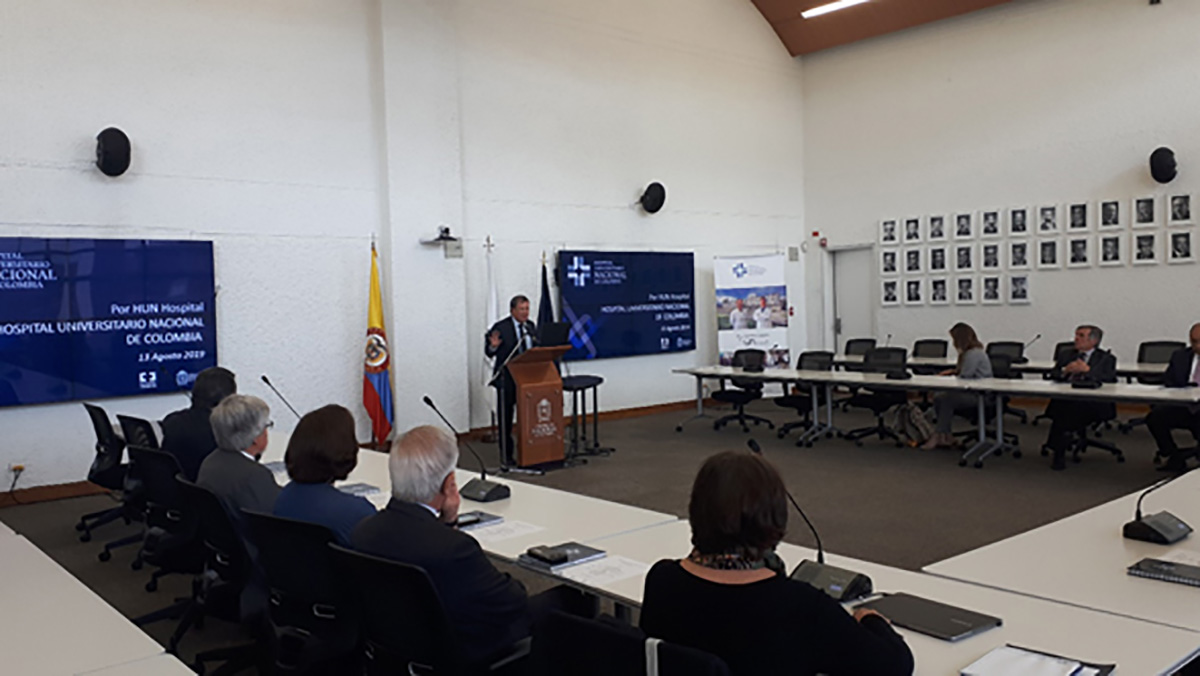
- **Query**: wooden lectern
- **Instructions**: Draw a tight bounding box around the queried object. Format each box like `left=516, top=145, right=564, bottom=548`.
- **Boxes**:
left=507, top=346, right=570, bottom=467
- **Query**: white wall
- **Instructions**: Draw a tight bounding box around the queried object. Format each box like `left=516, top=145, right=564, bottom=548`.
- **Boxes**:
left=0, top=0, right=383, bottom=488
left=802, top=0, right=1200, bottom=362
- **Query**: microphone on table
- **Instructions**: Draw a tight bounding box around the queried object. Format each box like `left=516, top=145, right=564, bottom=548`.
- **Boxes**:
left=747, top=439, right=872, bottom=601
left=1025, top=333, right=1042, bottom=349
left=260, top=375, right=301, bottom=419
left=423, top=396, right=510, bottom=502
left=884, top=333, right=893, bottom=348
left=1123, top=467, right=1195, bottom=544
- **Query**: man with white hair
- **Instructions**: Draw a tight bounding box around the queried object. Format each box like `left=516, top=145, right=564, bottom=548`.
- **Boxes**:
left=197, top=393, right=281, bottom=517
left=351, top=425, right=531, bottom=665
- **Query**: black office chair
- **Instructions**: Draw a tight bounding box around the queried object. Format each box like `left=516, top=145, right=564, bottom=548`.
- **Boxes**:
left=94, top=416, right=150, bottom=563
left=117, top=414, right=160, bottom=449
left=911, top=339, right=949, bottom=375
left=243, top=512, right=359, bottom=674
left=985, top=341, right=1029, bottom=425
left=76, top=403, right=131, bottom=543
left=712, top=349, right=773, bottom=433
left=1119, top=340, right=1185, bottom=436
left=127, top=446, right=203, bottom=587
left=842, top=347, right=908, bottom=447
left=951, top=355, right=1022, bottom=468
left=1031, top=341, right=1081, bottom=427
left=773, top=351, right=833, bottom=440
left=836, top=338, right=878, bottom=410
left=1042, top=422, right=1126, bottom=465
left=329, top=544, right=529, bottom=676
left=530, top=611, right=731, bottom=676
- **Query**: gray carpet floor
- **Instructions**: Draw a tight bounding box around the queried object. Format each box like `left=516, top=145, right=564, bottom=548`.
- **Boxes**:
left=0, top=399, right=1169, bottom=670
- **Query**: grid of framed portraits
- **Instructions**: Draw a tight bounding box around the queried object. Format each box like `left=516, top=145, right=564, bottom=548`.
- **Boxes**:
left=878, top=195, right=1194, bottom=307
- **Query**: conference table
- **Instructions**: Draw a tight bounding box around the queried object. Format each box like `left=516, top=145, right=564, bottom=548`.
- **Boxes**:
left=833, top=354, right=1169, bottom=381
left=76, top=654, right=195, bottom=675
left=583, top=520, right=1200, bottom=675
left=926, top=468, right=1200, bottom=633
left=0, top=534, right=167, bottom=676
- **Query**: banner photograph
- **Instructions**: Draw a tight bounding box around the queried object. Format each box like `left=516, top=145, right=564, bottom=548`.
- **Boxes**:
left=713, top=254, right=789, bottom=367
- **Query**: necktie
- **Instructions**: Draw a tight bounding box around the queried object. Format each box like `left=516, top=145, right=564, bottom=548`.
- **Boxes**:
left=1192, top=358, right=1200, bottom=386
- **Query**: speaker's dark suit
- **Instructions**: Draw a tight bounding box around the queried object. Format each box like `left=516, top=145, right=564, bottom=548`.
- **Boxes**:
left=1146, top=347, right=1200, bottom=463
left=161, top=405, right=219, bottom=482
left=1043, top=348, right=1119, bottom=463
left=351, top=499, right=531, bottom=665
left=485, top=317, right=536, bottom=464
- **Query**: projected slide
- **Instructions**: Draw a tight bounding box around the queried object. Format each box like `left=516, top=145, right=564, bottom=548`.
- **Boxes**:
left=558, top=250, right=695, bottom=361
left=0, top=238, right=217, bottom=407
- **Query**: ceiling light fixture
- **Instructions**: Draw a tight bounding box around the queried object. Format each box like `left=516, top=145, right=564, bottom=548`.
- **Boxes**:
left=801, top=0, right=870, bottom=19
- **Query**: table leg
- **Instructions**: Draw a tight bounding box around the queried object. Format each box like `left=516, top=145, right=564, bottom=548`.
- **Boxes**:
left=959, top=393, right=990, bottom=466
left=590, top=385, right=614, bottom=454
left=675, top=375, right=714, bottom=431
left=797, top=381, right=830, bottom=447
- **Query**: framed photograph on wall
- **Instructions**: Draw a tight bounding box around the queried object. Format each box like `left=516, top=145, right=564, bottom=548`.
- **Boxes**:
left=955, top=243, right=975, bottom=272
left=954, top=276, right=976, bottom=305
left=1008, top=207, right=1029, bottom=236
left=954, top=213, right=974, bottom=240
left=981, top=242, right=1002, bottom=270
left=880, top=219, right=900, bottom=245
left=1067, top=236, right=1091, bottom=268
left=1009, top=274, right=1031, bottom=305
left=928, top=215, right=948, bottom=242
left=981, top=275, right=1003, bottom=305
left=1038, top=205, right=1060, bottom=235
left=1133, top=197, right=1158, bottom=228
left=929, top=277, right=950, bottom=306
left=1133, top=231, right=1159, bottom=265
left=904, top=217, right=923, bottom=244
left=1098, top=234, right=1124, bottom=267
left=1099, top=200, right=1122, bottom=229
left=1008, top=240, right=1030, bottom=270
left=880, top=249, right=899, bottom=276
left=980, top=210, right=1002, bottom=238
left=1067, top=203, right=1089, bottom=231
left=1169, top=230, right=1195, bottom=264
left=904, top=248, right=923, bottom=274
left=881, top=279, right=900, bottom=307
left=928, top=245, right=948, bottom=273
left=1038, top=238, right=1061, bottom=269
left=1169, top=195, right=1193, bottom=226
left=904, top=278, right=924, bottom=306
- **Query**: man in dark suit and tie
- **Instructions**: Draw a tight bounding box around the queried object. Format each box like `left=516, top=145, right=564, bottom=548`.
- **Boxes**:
left=1146, top=323, right=1200, bottom=472
left=485, top=295, right=535, bottom=466
left=161, top=366, right=237, bottom=481
left=1042, top=325, right=1118, bottom=471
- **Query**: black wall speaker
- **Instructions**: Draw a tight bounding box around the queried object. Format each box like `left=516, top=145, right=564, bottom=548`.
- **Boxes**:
left=1150, top=147, right=1177, bottom=184
left=96, top=127, right=131, bottom=177
left=640, top=182, right=666, bottom=214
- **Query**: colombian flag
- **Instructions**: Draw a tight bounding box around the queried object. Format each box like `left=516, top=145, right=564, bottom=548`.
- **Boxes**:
left=363, top=245, right=394, bottom=446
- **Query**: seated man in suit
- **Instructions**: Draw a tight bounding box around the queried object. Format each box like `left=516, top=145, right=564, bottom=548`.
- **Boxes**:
left=197, top=394, right=281, bottom=516
left=1146, top=323, right=1200, bottom=472
left=1042, top=325, right=1118, bottom=471
left=352, top=425, right=590, bottom=666
left=161, top=366, right=236, bottom=481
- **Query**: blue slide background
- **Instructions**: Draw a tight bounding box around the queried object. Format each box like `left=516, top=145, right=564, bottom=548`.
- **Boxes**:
left=0, top=238, right=217, bottom=407
left=557, top=250, right=695, bottom=361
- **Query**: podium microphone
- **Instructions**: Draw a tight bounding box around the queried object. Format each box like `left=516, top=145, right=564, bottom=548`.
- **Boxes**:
left=423, top=396, right=510, bottom=503
left=1123, top=468, right=1194, bottom=544
left=747, top=439, right=872, bottom=601
left=260, top=375, right=301, bottom=419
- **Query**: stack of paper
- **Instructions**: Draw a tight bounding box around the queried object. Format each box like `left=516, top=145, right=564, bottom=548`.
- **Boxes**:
left=962, top=645, right=1107, bottom=676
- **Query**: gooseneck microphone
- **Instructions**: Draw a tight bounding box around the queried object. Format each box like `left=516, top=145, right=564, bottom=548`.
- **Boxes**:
left=423, top=396, right=510, bottom=503
left=747, top=439, right=873, bottom=601
left=1124, top=467, right=1195, bottom=544
left=260, top=375, right=301, bottom=419
left=884, top=333, right=893, bottom=348
left=1025, top=333, right=1042, bottom=350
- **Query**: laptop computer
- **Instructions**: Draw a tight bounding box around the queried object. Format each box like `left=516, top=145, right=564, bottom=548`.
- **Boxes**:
left=858, top=592, right=1001, bottom=642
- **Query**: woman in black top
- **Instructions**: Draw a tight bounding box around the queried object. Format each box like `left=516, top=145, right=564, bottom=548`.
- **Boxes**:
left=640, top=451, right=914, bottom=676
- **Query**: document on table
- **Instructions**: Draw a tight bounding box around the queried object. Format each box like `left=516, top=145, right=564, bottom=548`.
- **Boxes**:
left=467, top=519, right=544, bottom=544
left=962, top=645, right=1110, bottom=676
left=1160, top=549, right=1200, bottom=567
left=558, top=555, right=650, bottom=587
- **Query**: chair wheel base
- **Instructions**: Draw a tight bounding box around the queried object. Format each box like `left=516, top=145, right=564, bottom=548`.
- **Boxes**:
left=131, top=559, right=143, bottom=571
left=974, top=461, right=984, bottom=469
left=79, top=533, right=92, bottom=543
left=1117, top=455, right=1126, bottom=463
left=75, top=522, right=86, bottom=532
left=98, top=550, right=111, bottom=562
left=674, top=426, right=683, bottom=433
left=145, top=580, right=158, bottom=592
left=958, top=459, right=967, bottom=467
left=1012, top=450, right=1023, bottom=459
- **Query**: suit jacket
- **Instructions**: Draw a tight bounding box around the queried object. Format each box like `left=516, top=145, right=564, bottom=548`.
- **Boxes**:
left=1050, top=348, right=1118, bottom=384
left=1162, top=347, right=1198, bottom=388
left=485, top=317, right=537, bottom=380
left=160, top=405, right=219, bottom=482
left=196, top=448, right=282, bottom=519
left=351, top=499, right=531, bottom=665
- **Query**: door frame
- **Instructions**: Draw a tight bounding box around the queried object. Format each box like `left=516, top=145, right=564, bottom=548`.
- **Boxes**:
left=824, top=243, right=876, bottom=353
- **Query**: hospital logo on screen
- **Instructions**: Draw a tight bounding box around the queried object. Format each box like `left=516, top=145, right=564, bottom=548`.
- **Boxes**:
left=138, top=371, right=158, bottom=390
left=0, top=252, right=59, bottom=290
left=567, top=256, right=591, bottom=287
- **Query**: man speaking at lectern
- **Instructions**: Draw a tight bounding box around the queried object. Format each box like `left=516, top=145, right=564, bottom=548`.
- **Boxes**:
left=486, top=295, right=536, bottom=466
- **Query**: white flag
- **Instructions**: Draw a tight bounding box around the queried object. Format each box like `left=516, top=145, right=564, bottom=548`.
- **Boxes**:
left=482, top=238, right=501, bottom=385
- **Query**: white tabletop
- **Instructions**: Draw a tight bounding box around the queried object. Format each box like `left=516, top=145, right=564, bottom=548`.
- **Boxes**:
left=584, top=521, right=1200, bottom=675
left=926, top=470, right=1200, bottom=633
left=0, top=536, right=165, bottom=676
left=834, top=354, right=1166, bottom=378
left=75, top=653, right=193, bottom=675
left=0, top=518, right=15, bottom=536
